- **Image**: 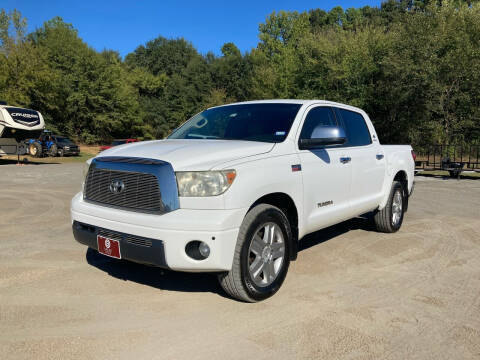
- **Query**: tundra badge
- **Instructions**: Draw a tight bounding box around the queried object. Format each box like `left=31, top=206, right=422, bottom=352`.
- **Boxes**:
left=317, top=200, right=333, bottom=208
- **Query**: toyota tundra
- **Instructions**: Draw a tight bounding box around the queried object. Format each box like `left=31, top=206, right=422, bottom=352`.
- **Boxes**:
left=71, top=100, right=415, bottom=302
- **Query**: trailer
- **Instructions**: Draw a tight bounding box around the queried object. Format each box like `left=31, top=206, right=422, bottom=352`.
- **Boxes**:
left=414, top=144, right=480, bottom=178
left=0, top=102, right=45, bottom=157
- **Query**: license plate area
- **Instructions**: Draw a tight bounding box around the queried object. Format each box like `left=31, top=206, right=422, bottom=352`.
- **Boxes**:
left=97, top=235, right=121, bottom=259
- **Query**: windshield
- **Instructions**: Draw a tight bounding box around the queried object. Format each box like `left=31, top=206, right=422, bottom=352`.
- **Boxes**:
left=56, top=137, right=74, bottom=144
left=168, top=103, right=302, bottom=143
left=112, top=140, right=127, bottom=146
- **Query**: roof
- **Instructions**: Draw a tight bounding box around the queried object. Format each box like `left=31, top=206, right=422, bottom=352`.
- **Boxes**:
left=209, top=99, right=364, bottom=113
left=0, top=104, right=25, bottom=109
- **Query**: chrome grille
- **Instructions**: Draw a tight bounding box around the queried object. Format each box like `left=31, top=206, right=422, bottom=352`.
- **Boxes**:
left=84, top=168, right=163, bottom=213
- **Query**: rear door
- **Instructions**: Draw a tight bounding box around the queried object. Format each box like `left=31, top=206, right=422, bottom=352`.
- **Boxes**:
left=334, top=108, right=386, bottom=214
left=297, top=105, right=353, bottom=234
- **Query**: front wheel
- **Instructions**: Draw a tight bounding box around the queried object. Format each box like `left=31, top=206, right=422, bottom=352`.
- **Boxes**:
left=373, top=181, right=405, bottom=233
left=29, top=142, right=42, bottom=158
left=218, top=204, right=291, bottom=302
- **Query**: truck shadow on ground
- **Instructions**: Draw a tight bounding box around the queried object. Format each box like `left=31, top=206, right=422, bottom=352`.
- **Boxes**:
left=86, top=216, right=374, bottom=297
left=86, top=247, right=223, bottom=295
left=298, top=216, right=374, bottom=252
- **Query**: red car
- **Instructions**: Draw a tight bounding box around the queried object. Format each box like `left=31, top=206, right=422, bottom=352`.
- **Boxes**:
left=100, top=139, right=138, bottom=151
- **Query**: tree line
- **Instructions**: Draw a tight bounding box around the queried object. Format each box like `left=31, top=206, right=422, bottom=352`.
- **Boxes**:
left=1, top=0, right=479, bottom=145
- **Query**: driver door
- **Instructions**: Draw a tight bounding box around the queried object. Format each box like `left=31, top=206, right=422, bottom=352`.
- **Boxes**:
left=297, top=105, right=353, bottom=234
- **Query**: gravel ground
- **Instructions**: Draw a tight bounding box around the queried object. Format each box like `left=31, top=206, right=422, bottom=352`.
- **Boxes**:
left=0, top=162, right=479, bottom=360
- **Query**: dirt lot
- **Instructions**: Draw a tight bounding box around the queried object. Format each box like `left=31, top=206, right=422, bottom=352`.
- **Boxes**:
left=0, top=162, right=479, bottom=360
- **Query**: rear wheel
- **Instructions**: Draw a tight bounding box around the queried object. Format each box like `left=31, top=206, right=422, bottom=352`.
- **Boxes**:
left=218, top=204, right=291, bottom=302
left=449, top=170, right=461, bottom=178
left=374, top=181, right=405, bottom=233
left=48, top=144, right=58, bottom=157
left=58, top=148, right=64, bottom=157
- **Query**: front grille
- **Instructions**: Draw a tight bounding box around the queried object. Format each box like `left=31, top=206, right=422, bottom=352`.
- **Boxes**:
left=97, top=228, right=152, bottom=247
left=125, top=234, right=153, bottom=247
left=84, top=168, right=163, bottom=213
left=97, top=228, right=122, bottom=242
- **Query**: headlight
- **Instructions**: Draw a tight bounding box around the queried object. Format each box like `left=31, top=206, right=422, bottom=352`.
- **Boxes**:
left=176, top=170, right=236, bottom=197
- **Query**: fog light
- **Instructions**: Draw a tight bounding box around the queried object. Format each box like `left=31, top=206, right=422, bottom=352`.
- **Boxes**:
left=185, top=241, right=210, bottom=260
left=199, top=242, right=210, bottom=258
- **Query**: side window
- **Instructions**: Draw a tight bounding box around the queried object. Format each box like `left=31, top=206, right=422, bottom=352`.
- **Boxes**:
left=299, top=106, right=336, bottom=140
left=337, top=108, right=371, bottom=147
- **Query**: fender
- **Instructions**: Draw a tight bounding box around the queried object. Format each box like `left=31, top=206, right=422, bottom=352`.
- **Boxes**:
left=378, top=161, right=412, bottom=210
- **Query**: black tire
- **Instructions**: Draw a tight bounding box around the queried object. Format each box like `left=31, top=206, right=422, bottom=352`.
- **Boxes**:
left=29, top=142, right=42, bottom=158
left=49, top=144, right=58, bottom=157
left=218, top=204, right=291, bottom=302
left=449, top=170, right=460, bottom=178
left=374, top=181, right=405, bottom=233
left=58, top=148, right=64, bottom=157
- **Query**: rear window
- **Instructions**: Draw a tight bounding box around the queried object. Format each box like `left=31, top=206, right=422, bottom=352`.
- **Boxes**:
left=337, top=109, right=371, bottom=147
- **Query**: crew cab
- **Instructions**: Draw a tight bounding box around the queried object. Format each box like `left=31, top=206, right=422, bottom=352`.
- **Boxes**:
left=71, top=100, right=415, bottom=302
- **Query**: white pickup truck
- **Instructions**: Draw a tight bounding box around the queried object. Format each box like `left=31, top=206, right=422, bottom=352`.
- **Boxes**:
left=72, top=100, right=415, bottom=302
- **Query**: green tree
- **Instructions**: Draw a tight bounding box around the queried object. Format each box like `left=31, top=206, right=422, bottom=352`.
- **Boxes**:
left=1, top=2, right=480, bottom=146
left=29, top=17, right=144, bottom=142
left=252, top=11, right=310, bottom=98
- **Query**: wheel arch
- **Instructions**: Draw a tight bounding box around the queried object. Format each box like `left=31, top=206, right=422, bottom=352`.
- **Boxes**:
left=393, top=170, right=409, bottom=212
left=394, top=169, right=408, bottom=185
left=248, top=192, right=299, bottom=261
left=379, top=169, right=409, bottom=211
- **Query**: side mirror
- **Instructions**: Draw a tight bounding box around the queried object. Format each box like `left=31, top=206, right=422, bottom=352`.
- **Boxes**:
left=299, top=125, right=346, bottom=150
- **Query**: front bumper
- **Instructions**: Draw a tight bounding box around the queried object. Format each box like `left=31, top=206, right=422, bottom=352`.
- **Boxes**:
left=73, top=221, right=168, bottom=267
left=62, top=148, right=80, bottom=155
left=71, top=192, right=245, bottom=272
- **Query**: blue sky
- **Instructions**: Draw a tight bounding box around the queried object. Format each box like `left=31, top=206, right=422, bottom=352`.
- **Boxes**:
left=3, top=0, right=380, bottom=56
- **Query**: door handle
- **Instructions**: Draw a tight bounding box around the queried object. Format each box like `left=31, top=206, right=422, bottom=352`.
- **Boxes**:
left=340, top=157, right=351, bottom=164
left=376, top=154, right=384, bottom=160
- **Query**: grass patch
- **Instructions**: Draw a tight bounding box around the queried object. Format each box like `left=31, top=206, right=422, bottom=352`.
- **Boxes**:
left=2, top=151, right=96, bottom=164
left=416, top=170, right=480, bottom=178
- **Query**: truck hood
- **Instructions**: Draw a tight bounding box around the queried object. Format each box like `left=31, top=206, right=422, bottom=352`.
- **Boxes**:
left=98, top=139, right=275, bottom=170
